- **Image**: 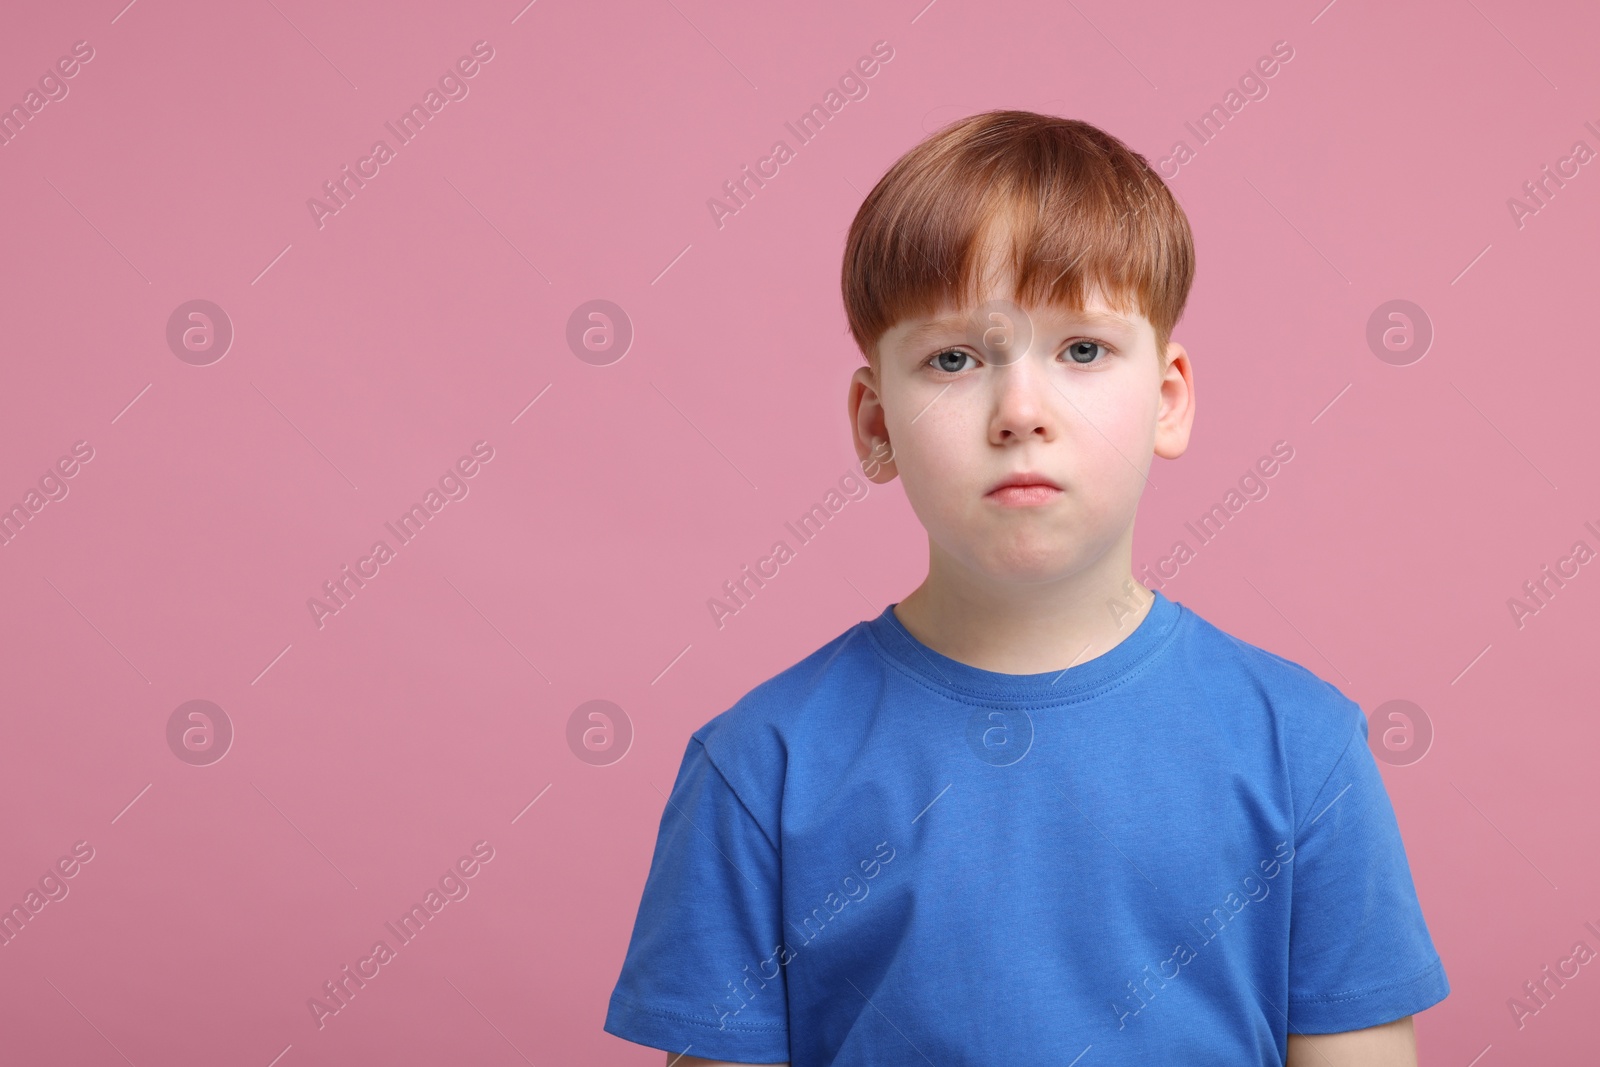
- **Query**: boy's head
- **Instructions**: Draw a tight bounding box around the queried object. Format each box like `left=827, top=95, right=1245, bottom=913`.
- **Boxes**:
left=842, top=110, right=1197, bottom=588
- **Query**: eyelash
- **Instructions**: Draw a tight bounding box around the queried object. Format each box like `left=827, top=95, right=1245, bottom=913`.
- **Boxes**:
left=924, top=340, right=1115, bottom=373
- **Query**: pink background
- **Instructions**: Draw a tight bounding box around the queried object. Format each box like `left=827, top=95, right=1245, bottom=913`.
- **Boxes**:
left=1, top=0, right=1596, bottom=1063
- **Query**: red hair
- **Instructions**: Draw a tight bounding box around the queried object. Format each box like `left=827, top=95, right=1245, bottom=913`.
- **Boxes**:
left=841, top=110, right=1195, bottom=369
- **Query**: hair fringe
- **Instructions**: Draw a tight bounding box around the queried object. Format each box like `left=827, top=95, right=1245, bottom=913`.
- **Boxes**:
left=841, top=109, right=1195, bottom=368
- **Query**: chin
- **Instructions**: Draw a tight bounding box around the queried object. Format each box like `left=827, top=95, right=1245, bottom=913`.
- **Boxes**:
left=973, top=542, right=1080, bottom=585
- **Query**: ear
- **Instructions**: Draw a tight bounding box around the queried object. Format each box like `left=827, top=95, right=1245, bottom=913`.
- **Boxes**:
left=1153, top=340, right=1195, bottom=461
left=848, top=364, right=898, bottom=483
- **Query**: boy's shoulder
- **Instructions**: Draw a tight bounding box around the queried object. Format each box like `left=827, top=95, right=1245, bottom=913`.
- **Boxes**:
left=1184, top=601, right=1356, bottom=700
left=1178, top=601, right=1366, bottom=724
left=1172, top=600, right=1375, bottom=804
left=690, top=615, right=877, bottom=759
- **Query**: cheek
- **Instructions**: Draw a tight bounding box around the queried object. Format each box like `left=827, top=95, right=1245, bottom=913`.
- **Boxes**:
left=1074, top=366, right=1153, bottom=428
left=887, top=407, right=978, bottom=520
left=1075, top=383, right=1157, bottom=472
left=897, top=422, right=963, bottom=473
left=1093, top=406, right=1153, bottom=466
left=886, top=386, right=965, bottom=466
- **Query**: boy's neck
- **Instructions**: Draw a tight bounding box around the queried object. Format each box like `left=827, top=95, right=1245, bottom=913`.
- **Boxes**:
left=891, top=541, right=1155, bottom=676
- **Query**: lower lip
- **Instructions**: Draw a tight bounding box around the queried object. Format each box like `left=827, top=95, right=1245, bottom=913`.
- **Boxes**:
left=987, top=485, right=1062, bottom=506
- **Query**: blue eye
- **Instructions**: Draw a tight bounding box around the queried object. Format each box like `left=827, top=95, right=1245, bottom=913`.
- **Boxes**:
left=929, top=349, right=976, bottom=373
left=1064, top=341, right=1106, bottom=364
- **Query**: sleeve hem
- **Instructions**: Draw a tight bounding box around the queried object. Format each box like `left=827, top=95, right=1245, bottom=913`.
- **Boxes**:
left=1287, top=957, right=1450, bottom=1034
left=603, top=992, right=790, bottom=1063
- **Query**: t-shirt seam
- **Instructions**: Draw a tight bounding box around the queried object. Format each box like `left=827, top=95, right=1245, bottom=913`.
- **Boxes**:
left=1288, top=956, right=1444, bottom=1004
left=692, top=737, right=783, bottom=857
left=861, top=605, right=1187, bottom=709
left=609, top=990, right=788, bottom=1033
left=1200, top=621, right=1368, bottom=842
left=1293, top=713, right=1365, bottom=842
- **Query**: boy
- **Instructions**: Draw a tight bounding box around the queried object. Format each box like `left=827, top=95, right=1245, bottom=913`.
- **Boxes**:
left=603, top=110, right=1448, bottom=1066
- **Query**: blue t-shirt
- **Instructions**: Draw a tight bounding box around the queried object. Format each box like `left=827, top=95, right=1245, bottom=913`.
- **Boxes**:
left=604, top=589, right=1448, bottom=1065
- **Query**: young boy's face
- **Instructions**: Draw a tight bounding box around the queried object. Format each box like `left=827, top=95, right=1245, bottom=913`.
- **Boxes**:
left=848, top=253, right=1194, bottom=589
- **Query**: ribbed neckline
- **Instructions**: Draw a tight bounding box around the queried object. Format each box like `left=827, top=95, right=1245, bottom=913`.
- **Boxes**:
left=863, top=588, right=1184, bottom=706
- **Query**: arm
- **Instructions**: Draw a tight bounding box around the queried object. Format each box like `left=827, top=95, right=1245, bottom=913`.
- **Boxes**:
left=671, top=1056, right=789, bottom=1067
left=1286, top=1015, right=1414, bottom=1067
left=605, top=739, right=792, bottom=1065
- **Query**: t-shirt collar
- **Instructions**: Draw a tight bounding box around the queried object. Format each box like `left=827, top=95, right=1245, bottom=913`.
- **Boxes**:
left=864, top=587, right=1183, bottom=705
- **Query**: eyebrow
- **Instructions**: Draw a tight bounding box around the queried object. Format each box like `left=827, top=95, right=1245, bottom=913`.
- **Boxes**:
left=901, top=316, right=966, bottom=345
left=898, top=308, right=1138, bottom=348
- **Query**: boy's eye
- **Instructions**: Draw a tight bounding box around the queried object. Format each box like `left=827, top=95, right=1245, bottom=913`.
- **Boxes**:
left=1064, top=341, right=1107, bottom=364
left=926, top=342, right=1109, bottom=372
left=929, top=348, right=976, bottom=373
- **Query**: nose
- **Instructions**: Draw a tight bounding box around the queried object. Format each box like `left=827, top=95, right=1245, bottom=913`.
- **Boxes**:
left=988, top=355, right=1057, bottom=444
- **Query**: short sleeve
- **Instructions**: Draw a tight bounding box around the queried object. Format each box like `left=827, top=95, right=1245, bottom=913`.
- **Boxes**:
left=604, top=736, right=791, bottom=1063
left=1286, top=713, right=1450, bottom=1032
